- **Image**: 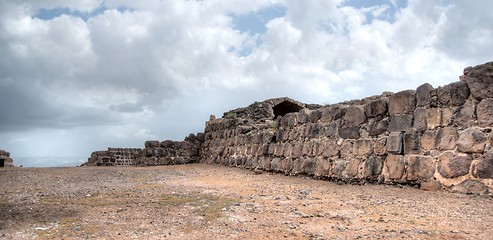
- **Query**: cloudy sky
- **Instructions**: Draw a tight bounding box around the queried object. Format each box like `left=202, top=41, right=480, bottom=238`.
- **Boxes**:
left=1, top=0, right=492, bottom=167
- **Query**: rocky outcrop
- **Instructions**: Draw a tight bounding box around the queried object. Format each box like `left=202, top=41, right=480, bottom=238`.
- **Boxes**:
left=85, top=134, right=204, bottom=166
left=201, top=61, right=493, bottom=195
left=0, top=150, right=14, bottom=167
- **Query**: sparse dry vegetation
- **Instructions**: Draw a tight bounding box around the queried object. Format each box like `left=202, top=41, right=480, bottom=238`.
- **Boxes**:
left=1, top=164, right=493, bottom=239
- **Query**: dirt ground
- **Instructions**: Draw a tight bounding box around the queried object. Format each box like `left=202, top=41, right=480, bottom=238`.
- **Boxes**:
left=1, top=164, right=492, bottom=240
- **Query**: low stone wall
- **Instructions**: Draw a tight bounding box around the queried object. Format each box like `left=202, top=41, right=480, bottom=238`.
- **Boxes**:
left=201, top=62, right=493, bottom=195
left=0, top=149, right=14, bottom=167
left=85, top=134, right=204, bottom=166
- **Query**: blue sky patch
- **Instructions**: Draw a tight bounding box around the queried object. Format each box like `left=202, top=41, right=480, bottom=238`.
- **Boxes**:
left=231, top=5, right=287, bottom=35
left=344, top=0, right=407, bottom=23
left=34, top=6, right=132, bottom=21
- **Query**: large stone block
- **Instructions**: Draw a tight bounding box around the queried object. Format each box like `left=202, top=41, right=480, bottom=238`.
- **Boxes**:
left=363, top=156, right=384, bottom=178
left=451, top=180, right=489, bottom=195
left=416, top=83, right=434, bottom=107
left=437, top=127, right=458, bottom=150
left=477, top=98, right=493, bottom=127
left=145, top=140, right=160, bottom=148
left=464, top=61, right=493, bottom=101
left=339, top=126, right=360, bottom=139
left=473, top=150, right=493, bottom=179
left=374, top=138, right=387, bottom=155
left=413, top=107, right=427, bottom=131
left=353, top=139, right=374, bottom=156
left=386, top=132, right=403, bottom=154
left=314, top=158, right=331, bottom=177
left=321, top=105, right=346, bottom=122
left=437, top=81, right=470, bottom=107
left=369, top=118, right=389, bottom=136
left=404, top=130, right=420, bottom=154
left=388, top=115, right=413, bottom=132
left=343, top=106, right=366, bottom=127
left=426, top=108, right=441, bottom=129
left=344, top=158, right=361, bottom=178
left=406, top=156, right=435, bottom=181
left=340, top=141, right=354, bottom=158
left=438, top=152, right=472, bottom=178
left=453, top=100, right=476, bottom=128
left=322, top=140, right=339, bottom=157
left=364, top=99, right=388, bottom=118
left=388, top=90, right=416, bottom=116
left=385, top=155, right=405, bottom=180
left=457, top=128, right=486, bottom=153
left=308, top=110, right=323, bottom=123
left=326, top=121, right=338, bottom=137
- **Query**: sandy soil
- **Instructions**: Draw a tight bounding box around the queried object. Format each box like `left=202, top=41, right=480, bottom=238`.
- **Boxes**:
left=1, top=164, right=492, bottom=239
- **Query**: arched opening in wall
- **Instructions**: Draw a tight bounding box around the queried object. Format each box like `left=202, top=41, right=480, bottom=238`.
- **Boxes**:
left=273, top=101, right=303, bottom=119
left=0, top=159, right=5, bottom=167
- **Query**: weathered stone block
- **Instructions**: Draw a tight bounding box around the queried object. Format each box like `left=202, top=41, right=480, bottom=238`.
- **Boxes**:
left=321, top=105, right=346, bottom=122
left=388, top=90, right=416, bottom=116
left=344, top=158, right=361, bottom=178
left=339, top=126, right=360, bottom=139
left=369, top=118, right=389, bottom=136
left=388, top=115, right=413, bottom=132
left=326, top=121, right=338, bottom=137
left=406, top=156, right=435, bottom=181
left=353, top=139, right=374, bottom=156
left=426, top=108, right=442, bottom=129
left=416, top=83, right=434, bottom=107
left=364, top=99, right=388, bottom=118
left=344, top=106, right=366, bottom=127
left=451, top=180, right=489, bottom=195
left=363, top=156, right=384, bottom=178
left=437, top=81, right=470, bottom=106
left=413, top=107, right=427, bottom=131
left=464, top=61, right=493, bottom=101
left=453, top=100, right=476, bottom=128
left=340, top=141, right=354, bottom=158
left=387, top=132, right=403, bottom=154
left=473, top=150, right=493, bottom=179
left=477, top=98, right=493, bottom=127
left=419, top=180, right=442, bottom=191
left=322, top=140, right=339, bottom=157
left=374, top=138, right=387, bottom=155
left=457, top=128, right=486, bottom=153
left=332, top=159, right=346, bottom=178
left=314, top=158, right=331, bottom=177
left=404, top=130, right=420, bottom=154
left=437, top=127, right=458, bottom=150
left=438, top=152, right=472, bottom=178
left=308, top=110, right=323, bottom=123
left=145, top=140, right=160, bottom=148
left=270, top=158, right=282, bottom=172
left=385, top=155, right=405, bottom=180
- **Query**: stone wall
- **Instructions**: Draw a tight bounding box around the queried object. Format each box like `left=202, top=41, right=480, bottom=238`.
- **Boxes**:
left=85, top=133, right=204, bottom=166
left=200, top=62, right=493, bottom=195
left=0, top=149, right=14, bottom=167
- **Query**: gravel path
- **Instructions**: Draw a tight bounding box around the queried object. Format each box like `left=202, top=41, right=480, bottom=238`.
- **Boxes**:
left=1, top=164, right=492, bottom=239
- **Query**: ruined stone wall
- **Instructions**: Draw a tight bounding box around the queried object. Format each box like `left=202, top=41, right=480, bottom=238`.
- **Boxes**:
left=86, top=134, right=204, bottom=166
left=201, top=62, right=493, bottom=195
left=0, top=149, right=14, bottom=167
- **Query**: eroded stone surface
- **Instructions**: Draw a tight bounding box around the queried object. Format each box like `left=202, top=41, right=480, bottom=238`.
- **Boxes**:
left=438, top=152, right=472, bottom=178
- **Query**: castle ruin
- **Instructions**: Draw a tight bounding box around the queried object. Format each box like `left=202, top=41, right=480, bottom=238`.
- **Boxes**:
left=86, top=61, right=493, bottom=195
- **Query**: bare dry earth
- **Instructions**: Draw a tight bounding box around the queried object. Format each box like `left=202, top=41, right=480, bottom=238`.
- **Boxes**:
left=1, top=164, right=492, bottom=240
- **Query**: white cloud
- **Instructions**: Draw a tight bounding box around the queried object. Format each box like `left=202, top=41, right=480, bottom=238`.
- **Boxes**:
left=0, top=0, right=491, bottom=166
